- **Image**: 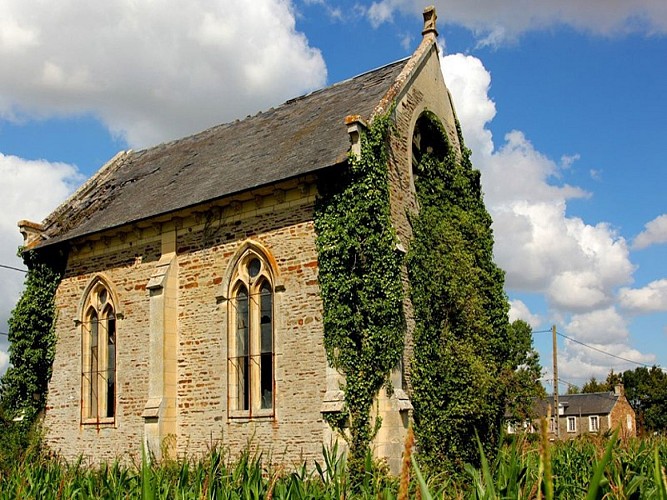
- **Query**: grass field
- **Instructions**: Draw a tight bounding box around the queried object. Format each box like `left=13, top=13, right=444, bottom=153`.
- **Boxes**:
left=1, top=429, right=666, bottom=499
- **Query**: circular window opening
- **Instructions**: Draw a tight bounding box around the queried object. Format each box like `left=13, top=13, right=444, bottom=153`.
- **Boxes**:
left=248, top=258, right=261, bottom=278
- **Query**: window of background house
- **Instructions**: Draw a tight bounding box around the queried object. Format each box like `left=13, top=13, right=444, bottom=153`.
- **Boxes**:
left=589, top=415, right=599, bottom=432
left=567, top=416, right=577, bottom=433
left=81, top=280, right=116, bottom=423
left=228, top=251, right=274, bottom=417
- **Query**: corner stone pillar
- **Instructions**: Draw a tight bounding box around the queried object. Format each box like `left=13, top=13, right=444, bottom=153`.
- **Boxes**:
left=143, top=227, right=178, bottom=459
left=375, top=362, right=412, bottom=474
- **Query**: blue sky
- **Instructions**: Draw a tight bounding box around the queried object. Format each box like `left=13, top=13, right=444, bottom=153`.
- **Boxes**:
left=1, top=0, right=666, bottom=393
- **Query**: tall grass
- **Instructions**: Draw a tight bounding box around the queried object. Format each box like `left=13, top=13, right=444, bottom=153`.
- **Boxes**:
left=1, top=433, right=667, bottom=498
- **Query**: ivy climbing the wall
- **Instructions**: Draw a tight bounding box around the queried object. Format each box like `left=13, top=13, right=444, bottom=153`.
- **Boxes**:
left=314, top=111, right=405, bottom=481
left=0, top=249, right=64, bottom=427
left=407, top=113, right=512, bottom=472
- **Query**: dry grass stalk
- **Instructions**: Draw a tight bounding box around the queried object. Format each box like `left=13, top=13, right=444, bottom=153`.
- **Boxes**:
left=398, top=425, right=415, bottom=500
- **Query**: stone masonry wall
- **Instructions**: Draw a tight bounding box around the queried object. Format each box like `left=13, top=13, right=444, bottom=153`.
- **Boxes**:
left=44, top=237, right=160, bottom=463
left=174, top=182, right=325, bottom=462
left=43, top=177, right=328, bottom=465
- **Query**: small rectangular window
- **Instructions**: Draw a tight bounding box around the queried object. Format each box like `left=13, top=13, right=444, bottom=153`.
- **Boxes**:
left=589, top=415, right=599, bottom=432
left=567, top=416, right=577, bottom=433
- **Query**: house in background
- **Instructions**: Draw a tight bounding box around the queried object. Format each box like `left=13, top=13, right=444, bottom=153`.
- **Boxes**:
left=509, top=385, right=636, bottom=439
left=17, top=8, right=460, bottom=472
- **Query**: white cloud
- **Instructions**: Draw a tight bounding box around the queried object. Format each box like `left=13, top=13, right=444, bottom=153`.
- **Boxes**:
left=558, top=343, right=654, bottom=384
left=633, top=214, right=667, bottom=250
left=0, top=0, right=327, bottom=148
left=619, top=279, right=667, bottom=313
left=0, top=349, right=8, bottom=376
left=366, top=0, right=667, bottom=43
left=566, top=307, right=628, bottom=344
left=301, top=0, right=343, bottom=21
left=508, top=299, right=541, bottom=329
left=441, top=52, right=649, bottom=380
left=560, top=154, right=580, bottom=170
left=442, top=54, right=634, bottom=312
left=0, top=152, right=82, bottom=376
left=557, top=307, right=656, bottom=380
left=367, top=1, right=396, bottom=27
left=436, top=53, right=495, bottom=159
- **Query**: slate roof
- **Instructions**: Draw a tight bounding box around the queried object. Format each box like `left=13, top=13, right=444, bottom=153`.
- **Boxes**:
left=39, top=58, right=407, bottom=247
left=537, top=392, right=620, bottom=416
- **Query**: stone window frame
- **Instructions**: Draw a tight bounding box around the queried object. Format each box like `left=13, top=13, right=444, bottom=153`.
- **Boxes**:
left=78, top=275, right=119, bottom=425
left=222, top=241, right=282, bottom=420
left=589, top=415, right=599, bottom=432
left=567, top=416, right=577, bottom=433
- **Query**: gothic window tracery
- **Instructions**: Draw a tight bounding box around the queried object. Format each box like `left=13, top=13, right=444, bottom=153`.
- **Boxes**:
left=81, top=279, right=117, bottom=422
left=228, top=250, right=274, bottom=416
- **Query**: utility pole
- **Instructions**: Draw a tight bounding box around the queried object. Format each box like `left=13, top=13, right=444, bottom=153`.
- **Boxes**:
left=552, top=324, right=559, bottom=438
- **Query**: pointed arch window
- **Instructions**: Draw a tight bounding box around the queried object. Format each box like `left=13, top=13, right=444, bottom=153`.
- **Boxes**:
left=228, top=250, right=274, bottom=417
left=411, top=112, right=449, bottom=194
left=81, top=280, right=117, bottom=423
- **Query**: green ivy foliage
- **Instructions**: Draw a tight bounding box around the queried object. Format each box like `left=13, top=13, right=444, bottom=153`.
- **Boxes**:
left=503, top=319, right=545, bottom=424
left=314, top=112, right=405, bottom=480
left=407, top=114, right=513, bottom=472
left=0, top=249, right=63, bottom=426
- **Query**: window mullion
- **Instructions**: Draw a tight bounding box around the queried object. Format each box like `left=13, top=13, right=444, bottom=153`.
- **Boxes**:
left=99, top=315, right=108, bottom=419
left=228, top=254, right=275, bottom=418
left=249, top=284, right=260, bottom=412
left=81, top=318, right=90, bottom=419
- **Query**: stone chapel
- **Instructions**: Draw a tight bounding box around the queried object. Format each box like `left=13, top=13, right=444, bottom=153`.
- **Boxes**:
left=18, top=7, right=463, bottom=472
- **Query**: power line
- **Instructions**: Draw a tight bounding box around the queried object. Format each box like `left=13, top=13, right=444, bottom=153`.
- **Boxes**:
left=535, top=327, right=660, bottom=371
left=532, top=328, right=553, bottom=334
left=556, top=329, right=655, bottom=369
left=0, top=331, right=7, bottom=336
left=0, top=263, right=27, bottom=273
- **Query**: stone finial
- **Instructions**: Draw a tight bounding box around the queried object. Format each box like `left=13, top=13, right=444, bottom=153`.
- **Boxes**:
left=18, top=220, right=45, bottom=249
left=422, top=5, right=438, bottom=37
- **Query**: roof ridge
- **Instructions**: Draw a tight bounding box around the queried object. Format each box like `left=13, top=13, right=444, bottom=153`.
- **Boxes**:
left=372, top=31, right=438, bottom=119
